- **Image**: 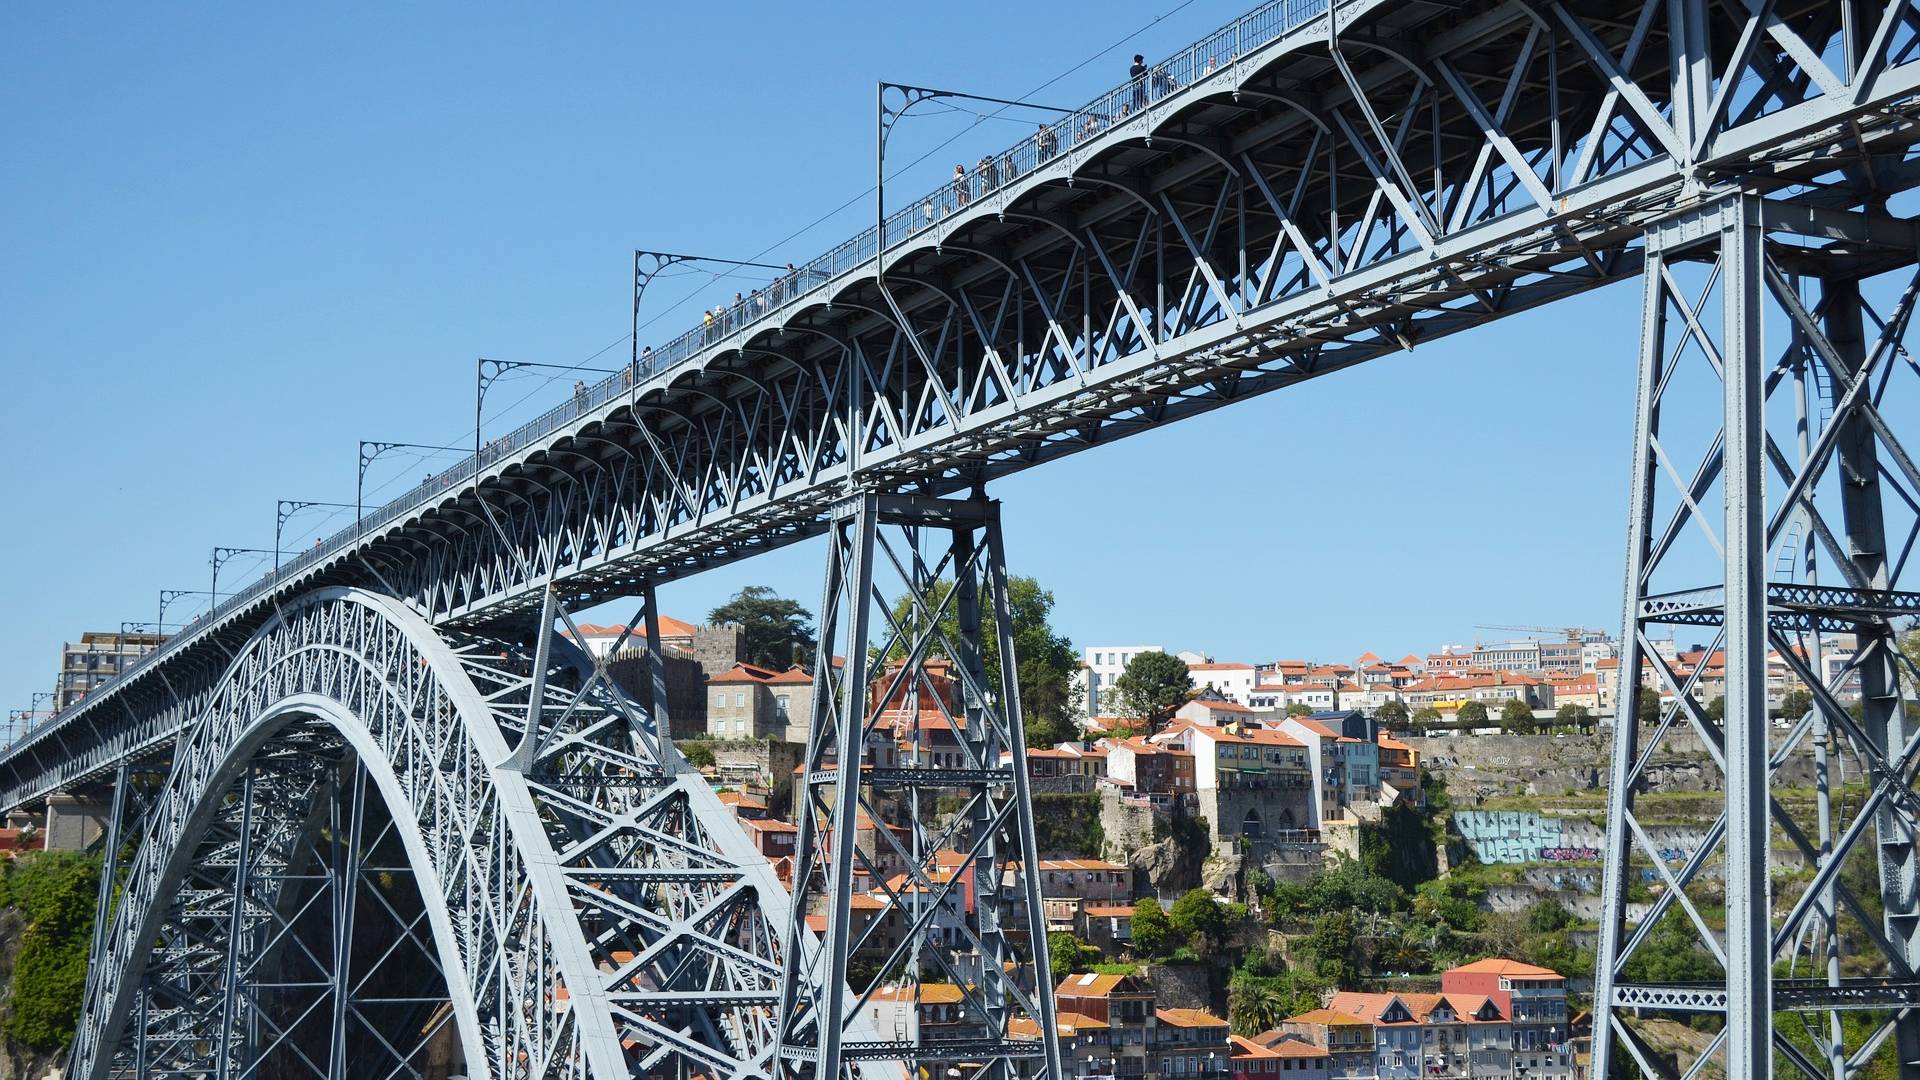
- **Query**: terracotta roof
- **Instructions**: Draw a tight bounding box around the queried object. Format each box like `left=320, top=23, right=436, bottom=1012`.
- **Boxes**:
left=1229, top=1035, right=1281, bottom=1059
left=710, top=662, right=785, bottom=685
left=1083, top=904, right=1136, bottom=917
left=766, top=665, right=815, bottom=685
left=1290, top=719, right=1342, bottom=740
left=1156, top=1007, right=1228, bottom=1029
left=1447, top=958, right=1563, bottom=978
left=741, top=817, right=797, bottom=834
left=1056, top=972, right=1135, bottom=996
left=869, top=982, right=964, bottom=1004
left=1267, top=1037, right=1330, bottom=1058
left=1282, top=1009, right=1371, bottom=1027
left=1189, top=662, right=1254, bottom=672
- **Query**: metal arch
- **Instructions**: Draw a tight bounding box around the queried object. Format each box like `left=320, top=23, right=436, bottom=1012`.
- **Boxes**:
left=78, top=586, right=801, bottom=1080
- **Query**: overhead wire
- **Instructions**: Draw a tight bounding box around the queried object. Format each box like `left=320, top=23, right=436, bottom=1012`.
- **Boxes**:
left=247, top=0, right=1210, bottom=577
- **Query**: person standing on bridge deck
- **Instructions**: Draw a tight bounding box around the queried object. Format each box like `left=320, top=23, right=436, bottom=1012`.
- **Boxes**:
left=1129, top=54, right=1147, bottom=112
left=641, top=344, right=653, bottom=372
left=1151, top=63, right=1174, bottom=99
left=1035, top=122, right=1057, bottom=162
left=573, top=380, right=588, bottom=412
left=953, top=164, right=970, bottom=207
left=979, top=154, right=998, bottom=192
left=703, top=308, right=715, bottom=343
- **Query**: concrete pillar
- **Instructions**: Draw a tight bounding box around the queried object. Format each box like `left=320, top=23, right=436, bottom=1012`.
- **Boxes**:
left=44, top=791, right=109, bottom=851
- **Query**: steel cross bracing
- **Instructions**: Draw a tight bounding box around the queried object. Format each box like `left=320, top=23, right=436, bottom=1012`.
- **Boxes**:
left=775, top=493, right=1062, bottom=1080
left=72, top=588, right=804, bottom=1080
left=14, top=0, right=1920, bottom=1078
left=19, top=0, right=1920, bottom=818
left=1591, top=194, right=1920, bottom=1078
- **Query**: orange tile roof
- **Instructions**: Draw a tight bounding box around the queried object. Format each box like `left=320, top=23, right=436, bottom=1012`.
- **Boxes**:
left=1056, top=972, right=1135, bottom=996
left=1268, top=1037, right=1331, bottom=1058
left=766, top=665, right=816, bottom=685
left=710, top=662, right=785, bottom=685
left=1156, top=1008, right=1228, bottom=1029
left=1447, top=958, right=1563, bottom=978
left=869, top=982, right=965, bottom=1004
left=1189, top=662, right=1254, bottom=671
left=1283, top=1008, right=1371, bottom=1027
left=1229, top=1035, right=1281, bottom=1059
left=1084, top=904, right=1136, bottom=917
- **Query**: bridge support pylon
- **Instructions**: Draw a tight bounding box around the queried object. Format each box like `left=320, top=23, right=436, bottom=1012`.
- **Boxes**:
left=778, top=490, right=1064, bottom=1080
left=1593, top=194, right=1920, bottom=1079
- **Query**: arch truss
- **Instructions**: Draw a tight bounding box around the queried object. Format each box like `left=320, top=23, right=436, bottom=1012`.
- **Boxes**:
left=73, top=588, right=796, bottom=1080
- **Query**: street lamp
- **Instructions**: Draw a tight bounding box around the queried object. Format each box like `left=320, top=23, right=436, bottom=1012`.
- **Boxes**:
left=159, top=589, right=211, bottom=633
left=275, top=500, right=353, bottom=571
left=210, top=547, right=274, bottom=605
left=631, top=251, right=788, bottom=368
left=874, top=82, right=1074, bottom=291
left=357, top=441, right=467, bottom=538
left=474, top=358, right=618, bottom=463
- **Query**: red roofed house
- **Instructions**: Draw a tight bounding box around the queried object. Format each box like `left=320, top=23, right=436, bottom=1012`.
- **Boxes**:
left=1152, top=1008, right=1231, bottom=1078
left=1154, top=722, right=1314, bottom=842
left=1231, top=1033, right=1326, bottom=1080
left=1442, top=959, right=1573, bottom=1072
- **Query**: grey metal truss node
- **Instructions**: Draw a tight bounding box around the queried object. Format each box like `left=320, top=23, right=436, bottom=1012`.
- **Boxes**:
left=1592, top=194, right=1920, bottom=1079
left=776, top=492, right=1062, bottom=1080
left=73, top=588, right=803, bottom=1080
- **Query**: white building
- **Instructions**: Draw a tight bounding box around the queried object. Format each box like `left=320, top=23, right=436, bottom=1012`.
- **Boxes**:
left=1082, top=645, right=1163, bottom=716
left=1186, top=661, right=1257, bottom=702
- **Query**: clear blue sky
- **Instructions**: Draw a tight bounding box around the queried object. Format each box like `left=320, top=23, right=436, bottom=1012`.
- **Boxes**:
left=0, top=0, right=1651, bottom=718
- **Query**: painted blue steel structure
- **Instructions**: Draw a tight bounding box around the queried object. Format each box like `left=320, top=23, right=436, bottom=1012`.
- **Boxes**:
left=9, top=0, right=1920, bottom=1075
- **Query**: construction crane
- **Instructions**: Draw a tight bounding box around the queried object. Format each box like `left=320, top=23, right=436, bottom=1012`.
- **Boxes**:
left=1473, top=623, right=1607, bottom=642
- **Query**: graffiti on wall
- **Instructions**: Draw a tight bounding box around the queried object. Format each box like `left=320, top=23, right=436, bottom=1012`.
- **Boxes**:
left=1454, top=811, right=1709, bottom=867
left=1455, top=811, right=1599, bottom=864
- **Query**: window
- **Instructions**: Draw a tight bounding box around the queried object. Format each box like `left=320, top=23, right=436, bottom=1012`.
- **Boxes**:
left=735, top=719, right=746, bottom=734
left=735, top=691, right=746, bottom=707
left=714, top=691, right=725, bottom=706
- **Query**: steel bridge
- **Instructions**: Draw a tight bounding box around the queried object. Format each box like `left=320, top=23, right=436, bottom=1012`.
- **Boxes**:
left=12, top=0, right=1920, bottom=1075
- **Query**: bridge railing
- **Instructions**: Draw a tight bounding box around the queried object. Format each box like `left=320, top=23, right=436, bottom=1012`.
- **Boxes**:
left=15, top=0, right=1335, bottom=754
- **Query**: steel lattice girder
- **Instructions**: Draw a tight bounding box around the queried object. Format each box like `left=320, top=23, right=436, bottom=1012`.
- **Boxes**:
left=16, top=0, right=1920, bottom=815
left=1591, top=196, right=1920, bottom=1079
left=776, top=493, right=1061, bottom=1080
left=75, top=588, right=801, bottom=1080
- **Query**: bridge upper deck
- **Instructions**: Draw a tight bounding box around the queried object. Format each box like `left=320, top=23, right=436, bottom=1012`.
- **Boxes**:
left=8, top=0, right=1919, bottom=809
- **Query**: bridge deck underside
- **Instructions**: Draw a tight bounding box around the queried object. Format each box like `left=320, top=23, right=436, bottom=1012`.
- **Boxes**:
left=9, top=0, right=1920, bottom=814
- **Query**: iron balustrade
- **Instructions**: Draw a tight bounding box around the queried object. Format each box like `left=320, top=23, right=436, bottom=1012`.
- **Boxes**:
left=4, top=0, right=1336, bottom=759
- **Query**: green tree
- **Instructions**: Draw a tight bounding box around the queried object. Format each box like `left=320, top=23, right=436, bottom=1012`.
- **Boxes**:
left=677, top=740, right=716, bottom=769
left=1301, top=911, right=1361, bottom=985
left=1169, top=888, right=1230, bottom=954
left=0, top=851, right=99, bottom=1051
left=1048, top=932, right=1100, bottom=975
left=1374, top=700, right=1409, bottom=729
left=1130, top=897, right=1172, bottom=956
left=883, top=575, right=1080, bottom=748
left=1779, top=686, right=1814, bottom=721
left=1706, top=695, right=1726, bottom=723
left=1635, top=689, right=1661, bottom=725
left=1554, top=703, right=1592, bottom=733
left=1303, top=858, right=1407, bottom=920
left=1113, top=651, right=1194, bottom=727
left=1409, top=707, right=1442, bottom=735
left=1284, top=702, right=1314, bottom=717
left=1455, top=701, right=1489, bottom=728
left=710, top=586, right=815, bottom=669
left=1499, top=697, right=1537, bottom=734
left=1524, top=898, right=1575, bottom=934
left=1227, top=975, right=1288, bottom=1035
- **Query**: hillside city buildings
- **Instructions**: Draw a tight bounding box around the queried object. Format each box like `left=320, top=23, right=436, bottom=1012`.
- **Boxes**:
left=36, top=614, right=1751, bottom=1080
